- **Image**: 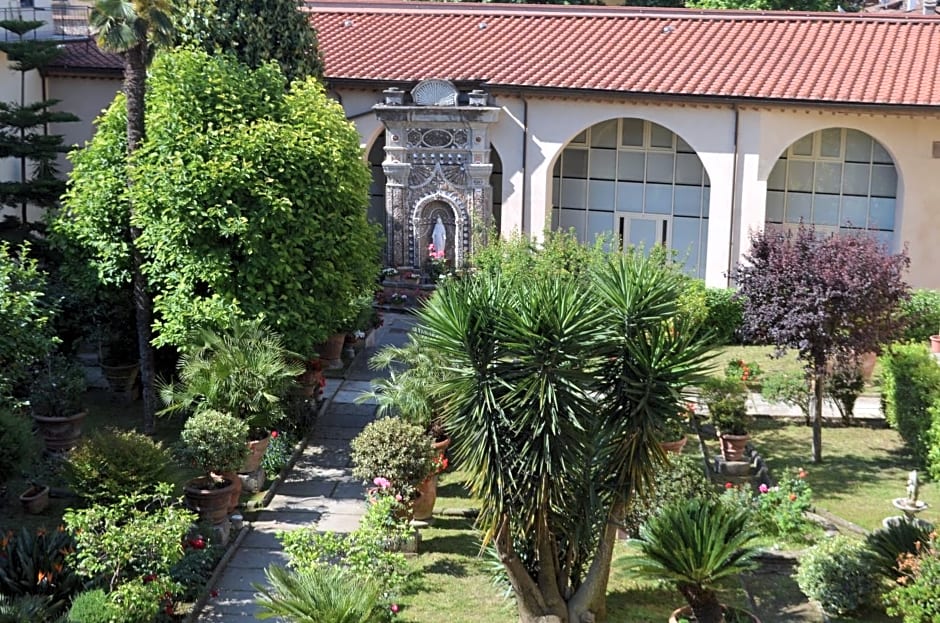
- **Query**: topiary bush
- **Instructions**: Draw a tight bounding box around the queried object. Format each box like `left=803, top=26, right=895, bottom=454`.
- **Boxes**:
left=179, top=409, right=249, bottom=475
left=67, top=589, right=120, bottom=623
left=879, top=343, right=940, bottom=472
left=795, top=536, right=880, bottom=616
left=350, top=417, right=435, bottom=503
left=704, top=287, right=743, bottom=345
left=64, top=428, right=174, bottom=504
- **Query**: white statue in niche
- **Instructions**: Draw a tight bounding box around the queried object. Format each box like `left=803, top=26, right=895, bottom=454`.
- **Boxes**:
left=432, top=216, right=446, bottom=254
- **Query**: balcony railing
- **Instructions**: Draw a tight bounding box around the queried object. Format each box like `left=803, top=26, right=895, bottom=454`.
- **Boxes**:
left=0, top=3, right=92, bottom=41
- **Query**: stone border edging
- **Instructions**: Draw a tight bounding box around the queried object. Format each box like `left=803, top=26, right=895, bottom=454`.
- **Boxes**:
left=182, top=523, right=251, bottom=623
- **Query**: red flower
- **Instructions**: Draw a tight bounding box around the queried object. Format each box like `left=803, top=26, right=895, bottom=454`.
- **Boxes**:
left=271, top=430, right=279, bottom=438
left=187, top=537, right=206, bottom=550
left=725, top=482, right=734, bottom=489
left=143, top=573, right=158, bottom=584
left=789, top=493, right=798, bottom=502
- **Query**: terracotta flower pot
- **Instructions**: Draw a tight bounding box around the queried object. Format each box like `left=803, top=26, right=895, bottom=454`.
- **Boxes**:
left=240, top=435, right=271, bottom=473
left=412, top=474, right=438, bottom=521
left=32, top=411, right=87, bottom=452
left=930, top=335, right=940, bottom=354
left=220, top=471, right=243, bottom=514
left=19, top=484, right=50, bottom=514
left=718, top=433, right=749, bottom=462
left=315, top=333, right=346, bottom=369
left=184, top=476, right=237, bottom=525
left=668, top=604, right=761, bottom=622
left=659, top=435, right=688, bottom=454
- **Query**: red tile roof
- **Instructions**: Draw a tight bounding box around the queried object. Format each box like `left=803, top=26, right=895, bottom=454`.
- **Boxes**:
left=47, top=38, right=123, bottom=76
left=307, top=0, right=940, bottom=107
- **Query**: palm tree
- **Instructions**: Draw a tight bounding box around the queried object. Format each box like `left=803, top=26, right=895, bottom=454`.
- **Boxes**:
left=633, top=497, right=759, bottom=623
left=414, top=239, right=714, bottom=623
left=88, top=0, right=176, bottom=433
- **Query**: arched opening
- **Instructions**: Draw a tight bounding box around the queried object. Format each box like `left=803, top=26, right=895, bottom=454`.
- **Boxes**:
left=551, top=118, right=710, bottom=278
left=765, top=128, right=897, bottom=247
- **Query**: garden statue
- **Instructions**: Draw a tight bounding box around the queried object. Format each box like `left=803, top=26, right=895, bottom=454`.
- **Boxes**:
left=432, top=216, right=446, bottom=255
left=907, top=469, right=919, bottom=504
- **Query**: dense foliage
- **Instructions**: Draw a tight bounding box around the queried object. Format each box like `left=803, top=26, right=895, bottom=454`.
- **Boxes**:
left=55, top=48, right=379, bottom=356
left=175, top=0, right=323, bottom=83
left=703, top=287, right=743, bottom=345
left=795, top=536, right=879, bottom=616
left=879, top=343, right=940, bottom=477
left=413, top=236, right=713, bottom=622
left=898, top=289, right=940, bottom=343
left=733, top=225, right=909, bottom=462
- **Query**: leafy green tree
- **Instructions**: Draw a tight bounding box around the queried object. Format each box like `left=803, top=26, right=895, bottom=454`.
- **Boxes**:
left=414, top=240, right=713, bottom=622
left=55, top=49, right=379, bottom=360
left=0, top=18, right=78, bottom=223
left=175, top=0, right=323, bottom=83
left=88, top=0, right=178, bottom=433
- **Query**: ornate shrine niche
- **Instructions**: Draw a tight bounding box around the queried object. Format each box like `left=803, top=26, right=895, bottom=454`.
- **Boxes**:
left=373, top=80, right=500, bottom=269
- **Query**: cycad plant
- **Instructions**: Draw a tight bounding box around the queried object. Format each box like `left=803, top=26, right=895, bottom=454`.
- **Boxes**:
left=254, top=564, right=388, bottom=623
left=633, top=497, right=759, bottom=623
left=159, top=317, right=303, bottom=436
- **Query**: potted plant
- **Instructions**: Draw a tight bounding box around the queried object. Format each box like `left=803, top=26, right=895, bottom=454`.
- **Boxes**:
left=701, top=376, right=750, bottom=462
left=95, top=291, right=140, bottom=400
left=29, top=354, right=87, bottom=452
left=350, top=417, right=436, bottom=519
left=632, top=497, right=761, bottom=623
left=159, top=317, right=303, bottom=473
left=657, top=403, right=692, bottom=454
left=930, top=321, right=940, bottom=354
left=19, top=481, right=50, bottom=514
left=180, top=409, right=249, bottom=523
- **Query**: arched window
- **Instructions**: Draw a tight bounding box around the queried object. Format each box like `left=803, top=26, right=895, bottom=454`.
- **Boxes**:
left=766, top=128, right=897, bottom=247
left=551, top=118, right=710, bottom=278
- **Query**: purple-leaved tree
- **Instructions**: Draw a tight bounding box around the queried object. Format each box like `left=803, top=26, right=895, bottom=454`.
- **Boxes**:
left=734, top=225, right=909, bottom=463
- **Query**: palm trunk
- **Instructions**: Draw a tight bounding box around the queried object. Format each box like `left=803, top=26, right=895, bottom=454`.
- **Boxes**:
left=678, top=584, right=723, bottom=623
left=494, top=515, right=568, bottom=623
left=124, top=44, right=157, bottom=434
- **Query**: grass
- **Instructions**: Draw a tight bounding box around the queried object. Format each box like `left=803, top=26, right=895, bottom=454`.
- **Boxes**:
left=748, top=419, right=939, bottom=531
left=398, top=471, right=748, bottom=623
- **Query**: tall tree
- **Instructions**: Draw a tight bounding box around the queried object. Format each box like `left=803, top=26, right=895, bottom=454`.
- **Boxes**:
left=88, top=0, right=176, bottom=433
left=174, top=0, right=323, bottom=84
left=0, top=18, right=77, bottom=223
left=415, top=239, right=713, bottom=622
left=734, top=225, right=909, bottom=463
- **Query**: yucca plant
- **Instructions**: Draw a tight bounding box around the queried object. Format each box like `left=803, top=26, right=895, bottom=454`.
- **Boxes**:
left=254, top=564, right=389, bottom=623
left=159, top=317, right=304, bottom=437
left=632, top=497, right=759, bottom=623
left=866, top=518, right=935, bottom=579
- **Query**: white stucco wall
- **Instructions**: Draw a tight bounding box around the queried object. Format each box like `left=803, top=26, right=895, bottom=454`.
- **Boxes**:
left=47, top=75, right=121, bottom=172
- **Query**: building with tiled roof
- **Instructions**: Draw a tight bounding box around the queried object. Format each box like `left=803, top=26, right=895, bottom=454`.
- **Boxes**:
left=5, top=0, right=940, bottom=288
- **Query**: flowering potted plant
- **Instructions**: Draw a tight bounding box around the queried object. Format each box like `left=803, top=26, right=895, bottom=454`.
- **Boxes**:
left=701, top=376, right=751, bottom=461
left=29, top=354, right=88, bottom=452
left=350, top=417, right=436, bottom=518
left=426, top=243, right=449, bottom=283
left=180, top=409, right=249, bottom=523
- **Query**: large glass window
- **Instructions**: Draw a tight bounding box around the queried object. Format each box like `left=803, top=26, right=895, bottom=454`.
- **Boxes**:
left=765, top=129, right=897, bottom=247
left=551, top=119, right=710, bottom=278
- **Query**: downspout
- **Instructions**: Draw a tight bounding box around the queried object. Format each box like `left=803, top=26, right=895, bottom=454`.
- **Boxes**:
left=521, top=97, right=528, bottom=234
left=726, top=104, right=740, bottom=287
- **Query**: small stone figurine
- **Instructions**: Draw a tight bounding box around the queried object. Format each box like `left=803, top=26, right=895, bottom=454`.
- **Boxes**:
left=907, top=469, right=920, bottom=504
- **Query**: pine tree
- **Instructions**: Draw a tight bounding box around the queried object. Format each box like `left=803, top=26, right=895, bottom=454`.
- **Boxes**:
left=0, top=18, right=77, bottom=223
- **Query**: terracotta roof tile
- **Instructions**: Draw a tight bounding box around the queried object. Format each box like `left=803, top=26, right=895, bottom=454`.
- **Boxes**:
left=308, top=0, right=940, bottom=106
left=47, top=38, right=123, bottom=75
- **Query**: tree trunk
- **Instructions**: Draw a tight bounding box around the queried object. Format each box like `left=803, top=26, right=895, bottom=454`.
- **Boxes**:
left=124, top=44, right=156, bottom=434
left=494, top=515, right=568, bottom=623
left=678, top=584, right=723, bottom=623
left=811, top=370, right=824, bottom=464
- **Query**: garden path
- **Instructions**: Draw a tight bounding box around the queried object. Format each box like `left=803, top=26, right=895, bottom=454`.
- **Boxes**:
left=194, top=313, right=416, bottom=622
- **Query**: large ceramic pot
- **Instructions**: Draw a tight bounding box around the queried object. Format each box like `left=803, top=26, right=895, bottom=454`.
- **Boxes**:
left=32, top=411, right=87, bottom=452
left=931, top=335, right=940, bottom=354
left=718, top=433, right=749, bottom=462
left=100, top=362, right=140, bottom=399
left=412, top=474, right=438, bottom=521
left=240, top=435, right=271, bottom=473
left=184, top=476, right=237, bottom=525
left=668, top=605, right=761, bottom=622
left=220, top=471, right=243, bottom=514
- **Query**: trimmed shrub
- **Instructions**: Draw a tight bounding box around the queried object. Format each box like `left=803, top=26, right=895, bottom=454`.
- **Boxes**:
left=796, top=536, right=880, bottom=616
left=704, top=287, right=743, bottom=345
left=0, top=406, right=38, bottom=482
left=897, top=289, right=940, bottom=343
left=350, top=417, right=435, bottom=502
left=67, top=589, right=120, bottom=623
left=64, top=428, right=174, bottom=504
left=879, top=343, right=940, bottom=470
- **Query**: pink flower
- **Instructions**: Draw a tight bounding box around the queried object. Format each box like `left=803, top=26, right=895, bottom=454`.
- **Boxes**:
left=271, top=430, right=278, bottom=438
left=373, top=477, right=390, bottom=489
left=758, top=483, right=769, bottom=494
left=390, top=604, right=400, bottom=613
left=725, top=482, right=734, bottom=489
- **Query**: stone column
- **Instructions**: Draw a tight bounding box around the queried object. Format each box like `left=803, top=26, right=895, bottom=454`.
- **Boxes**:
left=383, top=162, right=411, bottom=267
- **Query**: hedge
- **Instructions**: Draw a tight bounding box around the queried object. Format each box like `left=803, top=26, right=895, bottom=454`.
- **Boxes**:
left=880, top=342, right=940, bottom=477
